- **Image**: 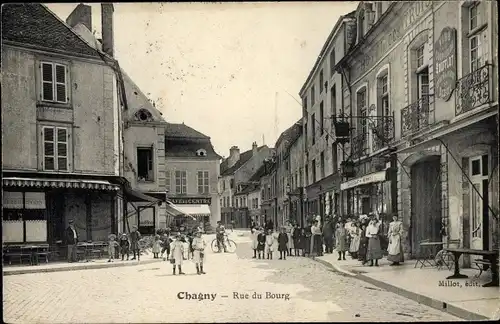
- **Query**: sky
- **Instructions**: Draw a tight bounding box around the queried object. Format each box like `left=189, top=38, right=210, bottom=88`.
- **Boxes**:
left=45, top=2, right=358, bottom=158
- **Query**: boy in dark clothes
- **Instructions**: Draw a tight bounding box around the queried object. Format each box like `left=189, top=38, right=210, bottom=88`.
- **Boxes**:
left=119, top=233, right=130, bottom=261
left=277, top=227, right=289, bottom=260
left=256, top=228, right=266, bottom=259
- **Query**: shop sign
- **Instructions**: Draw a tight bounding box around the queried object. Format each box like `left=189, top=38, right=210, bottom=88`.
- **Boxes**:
left=434, top=27, right=457, bottom=101
left=169, top=197, right=211, bottom=205
left=25, top=192, right=46, bottom=209
left=340, top=170, right=387, bottom=191
left=3, top=192, right=23, bottom=209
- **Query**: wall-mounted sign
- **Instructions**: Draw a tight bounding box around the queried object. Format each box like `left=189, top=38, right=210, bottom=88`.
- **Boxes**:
left=340, top=170, right=388, bottom=191
left=434, top=27, right=457, bottom=101
left=25, top=192, right=46, bottom=209
left=3, top=192, right=23, bottom=209
left=169, top=197, right=212, bottom=205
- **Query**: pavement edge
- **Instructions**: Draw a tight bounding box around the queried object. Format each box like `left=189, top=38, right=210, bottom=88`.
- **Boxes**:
left=313, top=257, right=491, bottom=321
left=3, top=258, right=163, bottom=276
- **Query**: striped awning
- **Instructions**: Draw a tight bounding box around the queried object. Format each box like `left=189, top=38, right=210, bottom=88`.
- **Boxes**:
left=2, top=177, right=120, bottom=191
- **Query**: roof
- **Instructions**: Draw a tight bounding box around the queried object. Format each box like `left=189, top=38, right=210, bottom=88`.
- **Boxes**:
left=165, top=123, right=210, bottom=139
left=1, top=4, right=102, bottom=59
left=165, top=138, right=222, bottom=159
left=219, top=145, right=268, bottom=176
left=276, top=120, right=303, bottom=151
left=299, top=10, right=356, bottom=96
left=235, top=162, right=271, bottom=195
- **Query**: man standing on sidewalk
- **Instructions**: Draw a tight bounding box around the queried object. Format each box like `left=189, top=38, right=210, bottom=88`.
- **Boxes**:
left=322, top=216, right=335, bottom=253
left=66, top=219, right=79, bottom=263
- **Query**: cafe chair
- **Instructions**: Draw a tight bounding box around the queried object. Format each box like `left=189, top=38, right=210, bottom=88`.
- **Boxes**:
left=33, top=244, right=51, bottom=264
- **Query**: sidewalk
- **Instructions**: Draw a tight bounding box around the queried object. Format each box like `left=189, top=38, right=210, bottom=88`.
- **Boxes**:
left=315, top=251, right=500, bottom=320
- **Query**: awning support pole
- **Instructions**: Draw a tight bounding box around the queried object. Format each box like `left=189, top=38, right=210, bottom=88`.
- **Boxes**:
left=436, top=138, right=498, bottom=220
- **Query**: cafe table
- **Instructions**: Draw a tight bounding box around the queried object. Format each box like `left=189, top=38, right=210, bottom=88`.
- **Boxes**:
left=415, top=241, right=444, bottom=268
left=444, top=248, right=499, bottom=287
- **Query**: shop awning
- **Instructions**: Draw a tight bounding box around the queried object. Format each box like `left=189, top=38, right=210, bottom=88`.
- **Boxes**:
left=2, top=177, right=120, bottom=191
left=340, top=170, right=388, bottom=191
left=173, top=204, right=211, bottom=216
left=165, top=202, right=200, bottom=219
left=123, top=186, right=161, bottom=203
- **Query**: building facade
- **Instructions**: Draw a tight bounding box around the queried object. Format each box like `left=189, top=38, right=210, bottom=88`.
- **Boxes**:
left=2, top=4, right=125, bottom=244
left=287, top=121, right=306, bottom=226
left=219, top=143, right=272, bottom=225
left=299, top=11, right=355, bottom=224
left=329, top=1, right=498, bottom=262
left=259, top=159, right=278, bottom=227
left=164, top=123, right=222, bottom=229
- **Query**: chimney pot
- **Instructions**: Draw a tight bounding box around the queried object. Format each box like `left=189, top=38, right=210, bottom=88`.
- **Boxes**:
left=66, top=3, right=92, bottom=31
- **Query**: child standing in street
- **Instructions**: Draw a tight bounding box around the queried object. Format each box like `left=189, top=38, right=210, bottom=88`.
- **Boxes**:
left=152, top=234, right=162, bottom=259
left=250, top=227, right=260, bottom=259
left=169, top=233, right=185, bottom=275
left=192, top=231, right=207, bottom=275
left=265, top=229, right=274, bottom=260
left=161, top=230, right=172, bottom=260
left=119, top=233, right=130, bottom=261
left=277, top=227, right=289, bottom=260
left=107, top=234, right=119, bottom=262
left=257, top=227, right=266, bottom=259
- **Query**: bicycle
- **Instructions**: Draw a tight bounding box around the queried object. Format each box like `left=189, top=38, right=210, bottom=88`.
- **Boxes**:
left=211, top=233, right=237, bottom=253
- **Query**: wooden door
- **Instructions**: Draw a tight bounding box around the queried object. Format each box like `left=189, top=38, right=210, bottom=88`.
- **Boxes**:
left=410, top=157, right=442, bottom=258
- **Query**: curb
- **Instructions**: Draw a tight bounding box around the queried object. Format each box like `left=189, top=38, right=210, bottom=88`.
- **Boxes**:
left=313, top=258, right=491, bottom=321
left=3, top=258, right=164, bottom=276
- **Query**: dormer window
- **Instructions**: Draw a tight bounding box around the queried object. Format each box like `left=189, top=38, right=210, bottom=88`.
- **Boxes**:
left=134, top=109, right=153, bottom=122
left=196, top=149, right=207, bottom=157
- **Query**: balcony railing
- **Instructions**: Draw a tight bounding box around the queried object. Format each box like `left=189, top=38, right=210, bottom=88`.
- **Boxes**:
left=371, top=115, right=395, bottom=152
left=401, top=95, right=434, bottom=137
left=455, top=64, right=493, bottom=116
left=351, top=133, right=368, bottom=160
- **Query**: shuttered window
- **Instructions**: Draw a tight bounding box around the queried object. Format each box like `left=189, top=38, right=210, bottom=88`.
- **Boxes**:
left=42, top=126, right=69, bottom=171
left=41, top=62, right=68, bottom=103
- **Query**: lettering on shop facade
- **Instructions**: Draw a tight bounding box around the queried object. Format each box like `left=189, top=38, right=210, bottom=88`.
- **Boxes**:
left=170, top=197, right=211, bottom=205
left=434, top=27, right=457, bottom=101
left=353, top=1, right=432, bottom=80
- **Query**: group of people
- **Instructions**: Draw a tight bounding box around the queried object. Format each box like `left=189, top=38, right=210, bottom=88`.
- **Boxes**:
left=249, top=212, right=405, bottom=267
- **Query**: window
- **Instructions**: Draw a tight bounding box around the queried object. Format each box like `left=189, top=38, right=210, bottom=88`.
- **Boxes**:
left=137, top=147, right=154, bottom=181
left=332, top=143, right=338, bottom=174
left=470, top=35, right=482, bottom=72
left=305, top=165, right=309, bottom=186
left=41, top=62, right=68, bottom=103
left=299, top=168, right=303, bottom=187
left=302, top=96, right=308, bottom=117
left=320, top=152, right=325, bottom=178
left=358, top=10, right=365, bottom=40
left=230, top=179, right=235, bottom=189
left=331, top=85, right=336, bottom=117
left=235, top=198, right=239, bottom=208
left=417, top=69, right=429, bottom=99
left=312, top=159, right=317, bottom=183
left=175, top=170, right=187, bottom=194
left=330, top=49, right=336, bottom=76
left=319, top=102, right=324, bottom=135
left=376, top=2, right=383, bottom=20
left=197, top=170, right=209, bottom=194
left=416, top=45, right=425, bottom=69
left=469, top=2, right=479, bottom=30
left=165, top=171, right=171, bottom=193
left=311, top=113, right=316, bottom=145
left=304, top=122, right=308, bottom=146
left=220, top=198, right=223, bottom=207
left=42, top=126, right=68, bottom=171
left=377, top=74, right=391, bottom=137
left=311, top=85, right=316, bottom=106
left=357, top=88, right=368, bottom=151
left=319, top=70, right=324, bottom=93
left=222, top=180, right=226, bottom=191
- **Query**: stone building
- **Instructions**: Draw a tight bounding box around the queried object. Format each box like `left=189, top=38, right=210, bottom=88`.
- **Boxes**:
left=259, top=159, right=278, bottom=227
left=164, top=123, right=222, bottom=229
left=299, top=10, right=356, bottom=224
left=2, top=4, right=126, bottom=244
left=286, top=121, right=306, bottom=226
left=219, top=143, right=273, bottom=225
left=333, top=1, right=498, bottom=262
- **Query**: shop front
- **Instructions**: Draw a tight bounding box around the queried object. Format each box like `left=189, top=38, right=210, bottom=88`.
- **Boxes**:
left=165, top=197, right=211, bottom=231
left=305, top=173, right=341, bottom=224
left=2, top=176, right=122, bottom=244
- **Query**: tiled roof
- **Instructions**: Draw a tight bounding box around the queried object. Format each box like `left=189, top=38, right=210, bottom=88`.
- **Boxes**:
left=165, top=123, right=209, bottom=139
left=2, top=4, right=101, bottom=58
left=165, top=138, right=221, bottom=159
left=220, top=145, right=268, bottom=176
left=276, top=120, right=302, bottom=149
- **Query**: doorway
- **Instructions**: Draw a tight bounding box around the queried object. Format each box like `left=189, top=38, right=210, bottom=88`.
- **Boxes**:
left=469, top=154, right=490, bottom=251
left=410, top=156, right=442, bottom=258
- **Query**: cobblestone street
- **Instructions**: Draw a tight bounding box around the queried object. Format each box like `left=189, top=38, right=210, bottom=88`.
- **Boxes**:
left=3, top=238, right=461, bottom=323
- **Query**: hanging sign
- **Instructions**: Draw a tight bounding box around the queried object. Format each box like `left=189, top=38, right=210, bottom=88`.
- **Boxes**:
left=434, top=27, right=457, bottom=101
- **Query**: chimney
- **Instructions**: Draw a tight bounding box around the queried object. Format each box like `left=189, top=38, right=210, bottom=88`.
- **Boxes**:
left=66, top=3, right=92, bottom=31
left=101, top=3, right=114, bottom=57
left=252, top=142, right=258, bottom=156
left=227, top=146, right=240, bottom=169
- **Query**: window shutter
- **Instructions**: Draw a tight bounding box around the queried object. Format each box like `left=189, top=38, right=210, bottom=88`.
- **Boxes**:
left=41, top=63, right=54, bottom=101
left=55, top=65, right=67, bottom=103
left=43, top=127, right=55, bottom=170
left=56, top=128, right=68, bottom=171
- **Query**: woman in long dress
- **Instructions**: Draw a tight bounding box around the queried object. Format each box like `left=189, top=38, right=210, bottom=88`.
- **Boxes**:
left=284, top=221, right=294, bottom=256
left=349, top=222, right=361, bottom=259
left=335, top=220, right=348, bottom=260
left=310, top=220, right=322, bottom=257
left=169, top=234, right=185, bottom=275
left=358, top=223, right=368, bottom=265
left=250, top=227, right=260, bottom=259
left=387, top=214, right=404, bottom=265
left=366, top=217, right=383, bottom=266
